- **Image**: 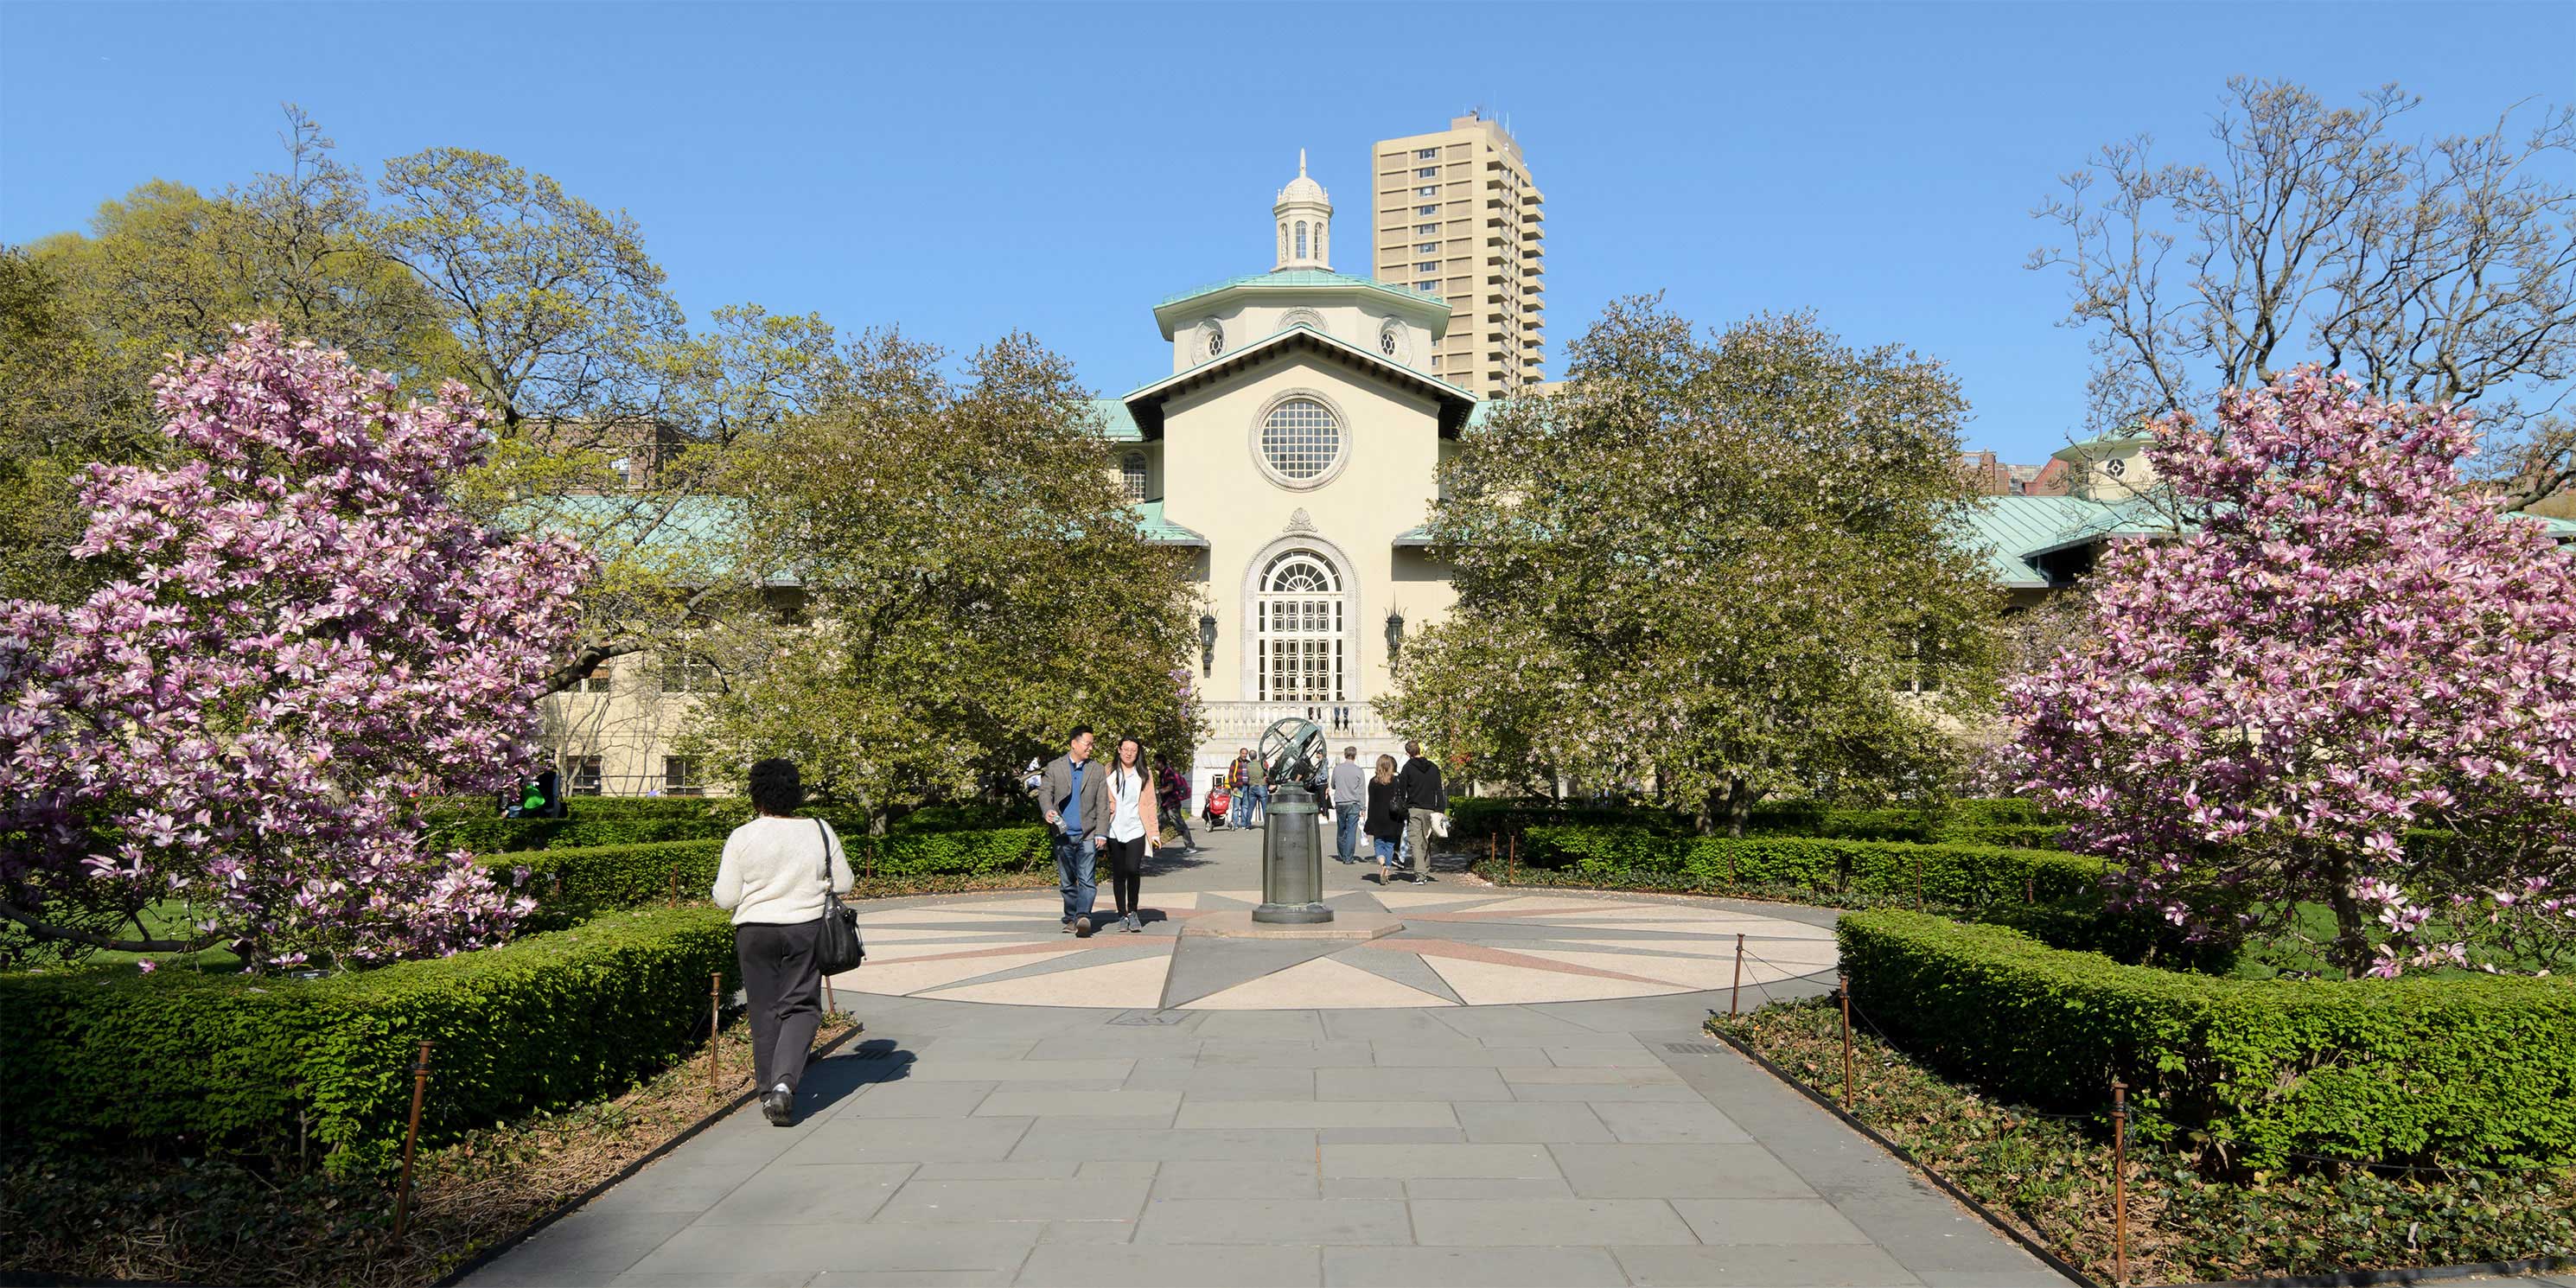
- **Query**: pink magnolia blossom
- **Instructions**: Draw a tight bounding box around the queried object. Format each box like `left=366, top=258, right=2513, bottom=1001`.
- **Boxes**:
left=2006, top=368, right=2576, bottom=977
left=0, top=324, right=592, bottom=969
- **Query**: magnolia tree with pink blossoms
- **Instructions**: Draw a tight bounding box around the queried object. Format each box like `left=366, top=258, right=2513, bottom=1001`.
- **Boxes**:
left=0, top=324, right=592, bottom=970
left=2008, top=369, right=2576, bottom=978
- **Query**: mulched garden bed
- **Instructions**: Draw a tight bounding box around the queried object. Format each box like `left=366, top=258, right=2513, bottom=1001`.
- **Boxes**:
left=1711, top=998, right=2576, bottom=1285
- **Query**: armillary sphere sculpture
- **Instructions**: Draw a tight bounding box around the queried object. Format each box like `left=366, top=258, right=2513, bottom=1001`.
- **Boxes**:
left=1252, top=716, right=1335, bottom=924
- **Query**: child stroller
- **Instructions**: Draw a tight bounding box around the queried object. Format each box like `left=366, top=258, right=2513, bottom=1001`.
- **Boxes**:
left=1205, top=781, right=1234, bottom=830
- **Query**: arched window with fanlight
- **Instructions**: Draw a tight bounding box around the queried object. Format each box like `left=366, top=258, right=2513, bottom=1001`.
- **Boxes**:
left=1256, top=549, right=1344, bottom=703
left=1119, top=451, right=1148, bottom=503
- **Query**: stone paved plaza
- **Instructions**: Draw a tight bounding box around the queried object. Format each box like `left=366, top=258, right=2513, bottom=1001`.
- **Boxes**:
left=467, top=826, right=2068, bottom=1287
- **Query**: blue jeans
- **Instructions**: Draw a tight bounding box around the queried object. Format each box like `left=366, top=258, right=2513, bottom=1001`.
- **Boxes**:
left=1053, top=832, right=1096, bottom=922
left=1246, top=785, right=1270, bottom=826
left=1334, top=805, right=1361, bottom=861
left=1373, top=836, right=1401, bottom=865
left=1228, top=787, right=1249, bottom=827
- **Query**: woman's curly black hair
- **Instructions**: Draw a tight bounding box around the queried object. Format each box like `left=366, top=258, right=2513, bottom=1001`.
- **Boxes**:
left=747, top=758, right=803, bottom=817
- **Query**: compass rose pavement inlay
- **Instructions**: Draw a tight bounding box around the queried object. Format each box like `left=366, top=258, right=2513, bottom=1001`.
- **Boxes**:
left=828, top=887, right=1840, bottom=1011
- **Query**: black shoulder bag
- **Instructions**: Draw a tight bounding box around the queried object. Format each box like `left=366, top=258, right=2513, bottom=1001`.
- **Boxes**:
left=813, top=819, right=864, bottom=973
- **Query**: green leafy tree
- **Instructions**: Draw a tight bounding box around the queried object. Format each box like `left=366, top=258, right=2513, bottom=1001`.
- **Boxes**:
left=1380, top=302, right=1999, bottom=833
left=675, top=330, right=1202, bottom=828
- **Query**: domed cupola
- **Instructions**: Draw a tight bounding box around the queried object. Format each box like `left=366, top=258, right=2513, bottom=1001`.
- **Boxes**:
left=1273, top=150, right=1332, bottom=271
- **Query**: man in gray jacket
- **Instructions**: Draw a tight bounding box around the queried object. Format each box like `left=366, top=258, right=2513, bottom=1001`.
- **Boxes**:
left=1327, top=745, right=1367, bottom=863
left=1034, top=726, right=1112, bottom=935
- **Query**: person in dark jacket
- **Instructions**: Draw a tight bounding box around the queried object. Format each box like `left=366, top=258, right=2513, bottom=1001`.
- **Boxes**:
left=1365, top=753, right=1406, bottom=884
left=1395, top=741, right=1447, bottom=884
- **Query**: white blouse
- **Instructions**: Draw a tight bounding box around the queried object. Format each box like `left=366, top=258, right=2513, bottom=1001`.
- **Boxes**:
left=1107, top=767, right=1148, bottom=842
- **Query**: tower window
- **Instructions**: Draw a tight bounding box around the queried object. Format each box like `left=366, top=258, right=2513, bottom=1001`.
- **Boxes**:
left=1120, top=452, right=1148, bottom=502
left=1295, top=222, right=1308, bottom=258
left=1415, top=166, right=1438, bottom=178
left=1416, top=204, right=1438, bottom=215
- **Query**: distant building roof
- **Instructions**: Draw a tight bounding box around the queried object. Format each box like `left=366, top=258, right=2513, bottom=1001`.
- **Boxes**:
left=1132, top=499, right=1208, bottom=547
left=1121, top=323, right=1477, bottom=438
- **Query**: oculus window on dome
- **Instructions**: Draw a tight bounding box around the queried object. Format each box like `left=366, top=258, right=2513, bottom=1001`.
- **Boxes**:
left=1259, top=398, right=1342, bottom=484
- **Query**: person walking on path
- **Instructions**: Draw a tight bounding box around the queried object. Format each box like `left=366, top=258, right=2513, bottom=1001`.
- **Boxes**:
left=711, top=758, right=852, bottom=1127
left=1104, top=737, right=1160, bottom=933
left=1227, top=748, right=1253, bottom=828
left=1397, top=740, right=1448, bottom=884
left=1035, top=726, right=1111, bottom=936
left=1242, top=747, right=1271, bottom=827
left=1156, top=759, right=1201, bottom=854
left=1328, top=744, right=1367, bottom=863
left=1365, top=753, right=1407, bottom=883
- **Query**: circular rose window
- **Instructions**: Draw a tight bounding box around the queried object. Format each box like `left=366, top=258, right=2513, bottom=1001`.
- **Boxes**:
left=1259, top=397, right=1342, bottom=484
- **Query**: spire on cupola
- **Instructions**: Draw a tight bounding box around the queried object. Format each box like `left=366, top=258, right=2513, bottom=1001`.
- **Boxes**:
left=1273, top=149, right=1332, bottom=271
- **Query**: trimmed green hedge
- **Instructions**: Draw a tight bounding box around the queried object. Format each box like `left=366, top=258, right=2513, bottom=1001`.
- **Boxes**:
left=1520, top=826, right=2107, bottom=902
left=495, top=828, right=1047, bottom=925
left=0, top=906, right=736, bottom=1175
left=1451, top=797, right=2060, bottom=846
left=1836, top=910, right=2576, bottom=1173
left=423, top=799, right=1042, bottom=854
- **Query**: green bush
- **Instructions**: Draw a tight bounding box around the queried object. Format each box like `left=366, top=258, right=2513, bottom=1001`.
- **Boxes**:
left=494, top=827, right=1045, bottom=924
left=422, top=809, right=730, bottom=854
left=1445, top=798, right=1693, bottom=839
left=0, top=906, right=736, bottom=1176
left=1835, top=910, right=2576, bottom=1173
left=1521, top=826, right=2105, bottom=901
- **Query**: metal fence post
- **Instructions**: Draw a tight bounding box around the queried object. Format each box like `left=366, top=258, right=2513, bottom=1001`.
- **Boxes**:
left=1839, top=974, right=1854, bottom=1109
left=392, top=1041, right=432, bottom=1239
left=1729, top=933, right=1744, bottom=1017
left=2112, top=1077, right=2129, bottom=1286
left=708, top=972, right=723, bottom=1097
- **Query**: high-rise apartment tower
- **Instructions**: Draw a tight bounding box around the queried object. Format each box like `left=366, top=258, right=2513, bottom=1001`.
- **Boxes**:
left=1371, top=113, right=1545, bottom=399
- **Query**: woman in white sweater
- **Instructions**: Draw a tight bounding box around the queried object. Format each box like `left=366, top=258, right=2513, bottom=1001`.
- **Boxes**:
left=711, top=758, right=852, bottom=1126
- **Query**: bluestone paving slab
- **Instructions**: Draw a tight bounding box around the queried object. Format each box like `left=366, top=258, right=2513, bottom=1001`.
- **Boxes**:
left=1671, top=1197, right=1877, bottom=1245
left=1317, top=1125, right=1467, bottom=1144
left=833, top=1081, right=997, bottom=1118
left=1365, top=1043, right=1548, bottom=1067
left=622, top=1221, right=1042, bottom=1275
left=1501, top=1063, right=1687, bottom=1085
left=1321, top=1176, right=1405, bottom=1199
left=1551, top=1142, right=1817, bottom=1198
left=1406, top=1197, right=1699, bottom=1246
left=576, top=1159, right=769, bottom=1215
left=899, top=1058, right=1133, bottom=1082
left=1611, top=1241, right=1925, bottom=1286
left=1128, top=1063, right=1317, bottom=1098
left=695, top=1163, right=916, bottom=1224
left=1319, top=1008, right=1482, bottom=1043
left=974, top=1089, right=1180, bottom=1119
left=1011, top=1244, right=1321, bottom=1286
left=775, top=1115, right=1032, bottom=1165
left=876, top=1176, right=1153, bottom=1223
left=1506, top=1081, right=1707, bottom=1101
left=1152, top=1158, right=1323, bottom=1199
left=1192, top=1039, right=1374, bottom=1067
left=1321, top=1246, right=1629, bottom=1287
left=606, top=1272, right=818, bottom=1288
left=1592, top=1100, right=1756, bottom=1143
left=1173, top=1099, right=1459, bottom=1129
left=1314, top=1065, right=1511, bottom=1100
left=1540, top=1043, right=1665, bottom=1066
left=1133, top=1198, right=1412, bottom=1245
left=1915, top=1272, right=2075, bottom=1286
left=1453, top=1101, right=1616, bottom=1143
left=1403, top=1176, right=1580, bottom=1199
left=1009, top=1124, right=1320, bottom=1161
left=810, top=1273, right=1013, bottom=1288
left=1320, top=1142, right=1558, bottom=1178
left=471, top=1210, right=680, bottom=1282
left=1038, top=1219, right=1138, bottom=1244
left=913, top=1160, right=1084, bottom=1179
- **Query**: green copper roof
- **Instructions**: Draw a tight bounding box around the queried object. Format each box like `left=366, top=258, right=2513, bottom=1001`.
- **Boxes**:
left=1132, top=499, right=1208, bottom=547
left=1089, top=399, right=1143, bottom=442
left=1960, top=494, right=2176, bottom=587
left=1156, top=268, right=1449, bottom=314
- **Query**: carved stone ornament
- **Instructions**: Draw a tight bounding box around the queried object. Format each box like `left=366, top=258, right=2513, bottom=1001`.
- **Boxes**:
left=1284, top=507, right=1317, bottom=534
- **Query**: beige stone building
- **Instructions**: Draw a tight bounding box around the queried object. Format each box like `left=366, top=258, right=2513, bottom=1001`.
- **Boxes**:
left=1370, top=114, right=1546, bottom=400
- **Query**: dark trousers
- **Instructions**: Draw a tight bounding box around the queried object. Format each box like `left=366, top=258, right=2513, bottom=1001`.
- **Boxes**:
left=735, top=919, right=823, bottom=1094
left=1054, top=831, right=1097, bottom=921
left=1105, top=835, right=1148, bottom=915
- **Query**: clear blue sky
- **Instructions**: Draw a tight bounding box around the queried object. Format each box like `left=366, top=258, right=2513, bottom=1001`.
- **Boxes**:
left=4, top=2, right=2569, bottom=462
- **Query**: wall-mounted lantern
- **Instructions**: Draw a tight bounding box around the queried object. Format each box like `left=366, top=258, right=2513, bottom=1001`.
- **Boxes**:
left=1385, top=609, right=1406, bottom=665
left=1199, top=612, right=1217, bottom=678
